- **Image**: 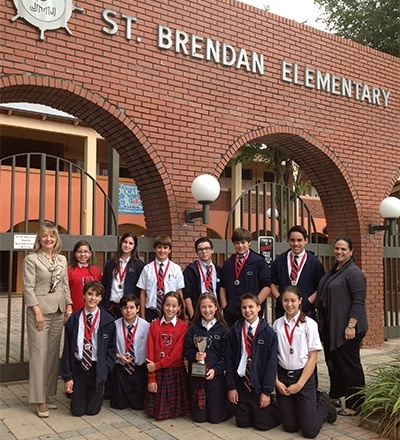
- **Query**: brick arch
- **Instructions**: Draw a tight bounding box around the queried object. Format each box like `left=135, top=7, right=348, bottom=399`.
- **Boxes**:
left=0, top=75, right=177, bottom=236
left=218, top=124, right=362, bottom=242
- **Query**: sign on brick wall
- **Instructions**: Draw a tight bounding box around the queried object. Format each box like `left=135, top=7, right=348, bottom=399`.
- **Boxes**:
left=118, top=184, right=143, bottom=214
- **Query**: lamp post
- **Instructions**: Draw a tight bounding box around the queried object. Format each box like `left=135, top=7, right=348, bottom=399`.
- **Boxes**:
left=185, top=174, right=220, bottom=224
left=369, top=197, right=400, bottom=236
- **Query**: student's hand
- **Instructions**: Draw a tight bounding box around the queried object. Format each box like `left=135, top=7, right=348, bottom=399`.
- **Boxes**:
left=119, top=353, right=133, bottom=365
left=148, top=382, right=157, bottom=393
left=205, top=368, right=215, bottom=380
left=259, top=393, right=271, bottom=408
left=146, top=359, right=156, bottom=372
left=275, top=380, right=289, bottom=396
left=195, top=352, right=206, bottom=362
left=64, top=380, right=74, bottom=393
left=287, top=383, right=303, bottom=395
left=228, top=389, right=239, bottom=404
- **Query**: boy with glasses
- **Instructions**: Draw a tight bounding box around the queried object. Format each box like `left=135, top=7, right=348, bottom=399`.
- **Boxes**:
left=183, top=238, right=221, bottom=320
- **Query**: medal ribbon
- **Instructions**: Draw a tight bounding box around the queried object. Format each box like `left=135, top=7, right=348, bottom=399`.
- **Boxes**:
left=197, top=261, right=213, bottom=291
left=289, top=253, right=307, bottom=283
left=242, top=320, right=260, bottom=358
left=284, top=317, right=301, bottom=348
left=118, top=261, right=128, bottom=285
left=122, top=319, right=139, bottom=352
left=154, top=260, right=170, bottom=291
left=235, top=252, right=249, bottom=281
left=83, top=309, right=100, bottom=343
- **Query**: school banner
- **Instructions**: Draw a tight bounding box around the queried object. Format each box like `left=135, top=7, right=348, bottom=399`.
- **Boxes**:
left=118, top=184, right=144, bottom=214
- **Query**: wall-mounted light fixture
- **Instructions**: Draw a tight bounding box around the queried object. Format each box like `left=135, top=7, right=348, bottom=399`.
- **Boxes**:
left=185, top=174, right=220, bottom=224
left=266, top=208, right=279, bottom=218
left=369, top=197, right=400, bottom=235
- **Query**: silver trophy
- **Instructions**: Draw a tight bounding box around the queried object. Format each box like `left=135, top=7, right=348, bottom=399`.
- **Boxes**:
left=192, top=336, right=212, bottom=377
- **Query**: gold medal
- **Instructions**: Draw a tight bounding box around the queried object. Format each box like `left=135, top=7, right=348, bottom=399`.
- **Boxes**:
left=84, top=342, right=91, bottom=350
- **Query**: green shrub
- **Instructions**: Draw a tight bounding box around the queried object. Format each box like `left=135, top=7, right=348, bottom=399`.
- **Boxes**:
left=355, top=355, right=400, bottom=440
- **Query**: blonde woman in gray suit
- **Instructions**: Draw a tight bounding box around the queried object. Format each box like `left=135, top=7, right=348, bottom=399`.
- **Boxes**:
left=22, top=221, right=72, bottom=418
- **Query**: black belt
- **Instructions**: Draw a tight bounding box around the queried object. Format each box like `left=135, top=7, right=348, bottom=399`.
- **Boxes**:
left=278, top=366, right=303, bottom=378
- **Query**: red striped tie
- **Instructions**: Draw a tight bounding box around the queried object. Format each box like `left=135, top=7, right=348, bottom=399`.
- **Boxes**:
left=81, top=313, right=93, bottom=371
left=244, top=325, right=253, bottom=392
left=124, top=324, right=136, bottom=375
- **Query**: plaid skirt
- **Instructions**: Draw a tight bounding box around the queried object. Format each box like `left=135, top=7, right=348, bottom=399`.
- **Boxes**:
left=144, top=366, right=190, bottom=420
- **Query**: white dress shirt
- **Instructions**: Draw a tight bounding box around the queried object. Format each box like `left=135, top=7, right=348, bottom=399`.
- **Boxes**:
left=136, top=259, right=185, bottom=309
left=115, top=316, right=149, bottom=366
left=273, top=311, right=322, bottom=370
left=110, top=257, right=131, bottom=303
left=237, top=317, right=259, bottom=377
left=76, top=307, right=100, bottom=361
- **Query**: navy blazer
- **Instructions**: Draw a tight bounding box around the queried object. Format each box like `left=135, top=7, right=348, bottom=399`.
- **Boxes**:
left=183, top=321, right=228, bottom=376
left=183, top=261, right=222, bottom=310
left=60, top=307, right=116, bottom=392
left=271, top=250, right=325, bottom=314
left=225, top=318, right=277, bottom=396
left=220, top=249, right=271, bottom=322
left=101, top=258, right=144, bottom=307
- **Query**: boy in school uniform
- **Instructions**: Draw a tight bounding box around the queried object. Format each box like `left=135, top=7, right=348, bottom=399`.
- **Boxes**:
left=271, top=225, right=325, bottom=320
left=137, top=234, right=185, bottom=322
left=220, top=228, right=271, bottom=326
left=110, top=294, right=149, bottom=410
left=225, top=293, right=281, bottom=431
left=183, top=237, right=222, bottom=320
left=60, top=280, right=116, bottom=416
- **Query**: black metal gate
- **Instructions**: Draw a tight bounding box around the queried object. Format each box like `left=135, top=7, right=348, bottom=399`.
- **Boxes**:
left=0, top=153, right=119, bottom=382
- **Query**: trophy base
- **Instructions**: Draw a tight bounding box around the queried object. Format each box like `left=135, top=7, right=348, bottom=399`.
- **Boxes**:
left=191, top=362, right=210, bottom=378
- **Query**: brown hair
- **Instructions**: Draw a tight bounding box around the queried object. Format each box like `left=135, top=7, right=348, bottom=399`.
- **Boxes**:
left=70, top=240, right=94, bottom=268
left=281, top=285, right=306, bottom=323
left=112, top=232, right=140, bottom=278
left=192, top=292, right=227, bottom=327
left=231, top=227, right=251, bottom=243
left=161, top=291, right=185, bottom=320
left=239, top=292, right=260, bottom=306
left=154, top=234, right=172, bottom=249
left=83, top=280, right=104, bottom=297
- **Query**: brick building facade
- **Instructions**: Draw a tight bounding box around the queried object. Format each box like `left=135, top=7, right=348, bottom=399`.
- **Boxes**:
left=1, top=0, right=399, bottom=345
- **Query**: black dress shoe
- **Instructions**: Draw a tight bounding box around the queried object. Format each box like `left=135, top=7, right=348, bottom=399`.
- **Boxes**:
left=318, top=391, right=338, bottom=424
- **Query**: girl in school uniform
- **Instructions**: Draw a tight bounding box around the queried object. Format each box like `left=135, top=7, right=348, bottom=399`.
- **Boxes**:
left=144, top=291, right=189, bottom=419
left=101, top=232, right=144, bottom=318
left=272, top=285, right=337, bottom=439
left=68, top=240, right=102, bottom=313
left=183, top=293, right=230, bottom=423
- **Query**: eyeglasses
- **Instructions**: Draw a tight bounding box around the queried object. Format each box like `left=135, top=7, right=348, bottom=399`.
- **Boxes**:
left=197, top=246, right=212, bottom=252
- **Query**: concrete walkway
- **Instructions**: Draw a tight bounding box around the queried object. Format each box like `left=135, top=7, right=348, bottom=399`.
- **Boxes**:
left=1, top=339, right=398, bottom=440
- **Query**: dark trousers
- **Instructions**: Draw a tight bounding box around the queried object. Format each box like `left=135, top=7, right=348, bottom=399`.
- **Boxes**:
left=189, top=374, right=230, bottom=423
left=145, top=308, right=158, bottom=323
left=230, top=377, right=281, bottom=431
left=70, top=361, right=103, bottom=416
left=323, top=333, right=365, bottom=410
left=277, top=367, right=329, bottom=439
left=110, top=363, right=147, bottom=410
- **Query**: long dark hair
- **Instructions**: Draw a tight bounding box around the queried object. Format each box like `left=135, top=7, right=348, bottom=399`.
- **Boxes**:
left=281, top=285, right=306, bottom=323
left=70, top=240, right=94, bottom=269
left=192, top=292, right=227, bottom=327
left=112, top=232, right=139, bottom=277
